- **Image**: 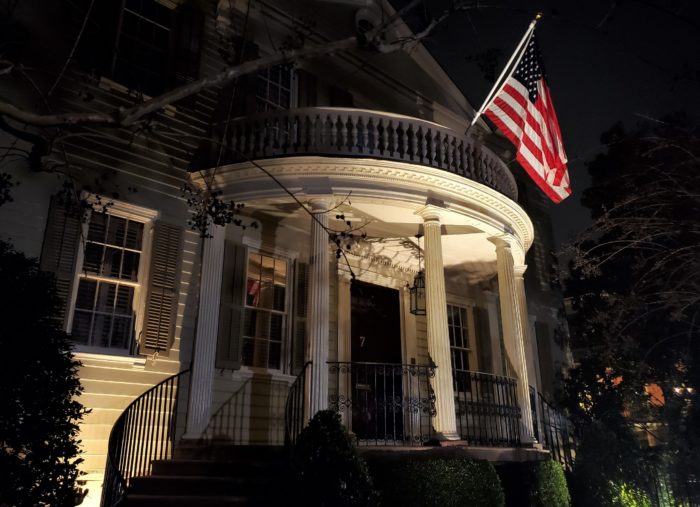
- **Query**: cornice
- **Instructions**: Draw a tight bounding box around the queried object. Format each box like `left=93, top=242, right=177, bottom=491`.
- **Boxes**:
left=193, top=157, right=534, bottom=251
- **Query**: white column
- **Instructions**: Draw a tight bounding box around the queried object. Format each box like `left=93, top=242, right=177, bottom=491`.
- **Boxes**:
left=336, top=274, right=352, bottom=427
left=307, top=198, right=331, bottom=417
left=489, top=237, right=536, bottom=444
left=185, top=224, right=225, bottom=437
left=418, top=207, right=459, bottom=440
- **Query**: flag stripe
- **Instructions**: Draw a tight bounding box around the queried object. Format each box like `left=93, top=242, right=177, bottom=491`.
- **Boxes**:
left=481, top=33, right=571, bottom=203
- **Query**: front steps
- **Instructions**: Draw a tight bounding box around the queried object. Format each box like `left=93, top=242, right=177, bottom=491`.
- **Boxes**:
left=123, top=445, right=289, bottom=506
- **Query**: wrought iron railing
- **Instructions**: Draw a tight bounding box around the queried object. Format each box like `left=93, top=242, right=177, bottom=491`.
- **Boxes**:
left=285, top=361, right=312, bottom=447
left=530, top=386, right=575, bottom=471
left=328, top=361, right=436, bottom=446
left=220, top=107, right=518, bottom=200
left=453, top=370, right=521, bottom=447
left=102, top=368, right=191, bottom=507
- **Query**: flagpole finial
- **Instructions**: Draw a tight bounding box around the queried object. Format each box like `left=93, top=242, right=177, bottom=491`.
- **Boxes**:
left=535, top=12, right=543, bottom=21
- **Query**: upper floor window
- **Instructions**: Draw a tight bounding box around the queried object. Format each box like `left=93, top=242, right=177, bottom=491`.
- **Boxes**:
left=256, top=65, right=294, bottom=112
left=242, top=252, right=289, bottom=369
left=448, top=304, right=471, bottom=390
left=71, top=213, right=144, bottom=350
left=74, top=0, right=202, bottom=96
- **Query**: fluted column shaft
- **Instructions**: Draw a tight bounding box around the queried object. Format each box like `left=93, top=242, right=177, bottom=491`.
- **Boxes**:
left=307, top=199, right=331, bottom=417
left=421, top=209, right=459, bottom=440
left=185, top=224, right=225, bottom=437
left=490, top=237, right=535, bottom=443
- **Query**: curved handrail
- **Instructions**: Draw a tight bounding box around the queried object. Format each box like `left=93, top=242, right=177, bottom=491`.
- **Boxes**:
left=219, top=107, right=518, bottom=200
left=284, top=361, right=312, bottom=448
left=101, top=368, right=191, bottom=507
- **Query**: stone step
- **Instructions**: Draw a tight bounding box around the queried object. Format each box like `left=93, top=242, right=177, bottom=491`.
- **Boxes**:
left=124, top=494, right=248, bottom=506
left=130, top=476, right=252, bottom=496
left=151, top=459, right=285, bottom=477
left=174, top=443, right=285, bottom=461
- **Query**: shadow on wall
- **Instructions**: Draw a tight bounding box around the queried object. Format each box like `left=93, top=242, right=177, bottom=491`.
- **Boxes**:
left=199, top=374, right=291, bottom=445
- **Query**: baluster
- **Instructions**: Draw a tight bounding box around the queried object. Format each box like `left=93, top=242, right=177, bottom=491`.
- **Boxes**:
left=307, top=114, right=316, bottom=152
left=298, top=115, right=307, bottom=153
left=313, top=114, right=322, bottom=152
left=360, top=116, right=370, bottom=153
left=336, top=115, right=346, bottom=152
left=432, top=130, right=440, bottom=166
left=323, top=115, right=333, bottom=150
left=348, top=115, right=358, bottom=153
left=387, top=120, right=395, bottom=158
left=406, top=123, right=416, bottom=161
left=371, top=118, right=380, bottom=155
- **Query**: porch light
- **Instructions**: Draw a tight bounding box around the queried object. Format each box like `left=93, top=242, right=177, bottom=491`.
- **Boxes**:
left=410, top=234, right=426, bottom=316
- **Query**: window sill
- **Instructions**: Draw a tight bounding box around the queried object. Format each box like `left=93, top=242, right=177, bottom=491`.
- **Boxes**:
left=73, top=347, right=147, bottom=368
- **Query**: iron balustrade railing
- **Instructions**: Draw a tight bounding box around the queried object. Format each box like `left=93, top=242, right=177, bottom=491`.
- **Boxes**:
left=284, top=361, right=312, bottom=447
left=530, top=387, right=575, bottom=471
left=327, top=361, right=436, bottom=446
left=453, top=370, right=521, bottom=447
left=220, top=107, right=518, bottom=200
left=102, top=368, right=190, bottom=507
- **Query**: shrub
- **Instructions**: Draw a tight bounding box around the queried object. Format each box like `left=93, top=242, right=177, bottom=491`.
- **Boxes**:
left=497, top=460, right=571, bottom=507
left=0, top=240, right=86, bottom=506
left=291, top=410, right=377, bottom=507
left=530, top=460, right=571, bottom=507
left=372, top=457, right=505, bottom=507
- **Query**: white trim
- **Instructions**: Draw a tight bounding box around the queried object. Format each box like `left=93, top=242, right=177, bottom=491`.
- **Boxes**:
left=73, top=349, right=147, bottom=367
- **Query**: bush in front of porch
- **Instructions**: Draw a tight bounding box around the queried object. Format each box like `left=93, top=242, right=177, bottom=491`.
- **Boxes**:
left=496, top=459, right=571, bottom=507
left=370, top=457, right=505, bottom=507
left=291, top=410, right=378, bottom=507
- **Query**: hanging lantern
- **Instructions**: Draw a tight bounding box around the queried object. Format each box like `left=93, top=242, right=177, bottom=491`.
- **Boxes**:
left=410, top=234, right=426, bottom=316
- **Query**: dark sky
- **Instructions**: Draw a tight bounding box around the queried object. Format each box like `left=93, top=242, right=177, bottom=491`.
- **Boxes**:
left=406, top=0, right=700, bottom=246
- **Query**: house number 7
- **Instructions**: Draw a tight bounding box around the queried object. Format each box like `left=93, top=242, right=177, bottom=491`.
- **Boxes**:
left=360, top=336, right=366, bottom=347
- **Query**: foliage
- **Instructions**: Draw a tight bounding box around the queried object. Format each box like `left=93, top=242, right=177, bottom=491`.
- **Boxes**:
left=291, top=410, right=378, bottom=507
left=181, top=184, right=256, bottom=237
left=497, top=460, right=570, bottom=507
left=372, top=457, right=504, bottom=507
left=0, top=240, right=87, bottom=506
left=610, top=482, right=652, bottom=507
left=531, top=460, right=571, bottom=507
left=561, top=114, right=700, bottom=504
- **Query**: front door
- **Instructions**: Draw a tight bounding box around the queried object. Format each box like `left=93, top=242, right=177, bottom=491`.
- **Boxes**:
left=350, top=281, right=402, bottom=442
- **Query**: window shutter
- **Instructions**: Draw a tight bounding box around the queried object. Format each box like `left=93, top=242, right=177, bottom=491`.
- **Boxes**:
left=141, top=222, right=183, bottom=354
left=39, top=196, right=82, bottom=327
left=216, top=241, right=247, bottom=369
left=291, top=261, right=308, bottom=374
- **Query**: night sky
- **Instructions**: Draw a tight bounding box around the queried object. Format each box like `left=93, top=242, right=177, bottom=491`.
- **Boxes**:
left=409, top=0, right=700, bottom=246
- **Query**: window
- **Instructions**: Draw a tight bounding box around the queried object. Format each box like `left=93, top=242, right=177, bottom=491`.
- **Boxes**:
left=70, top=213, right=145, bottom=351
left=241, top=252, right=289, bottom=369
left=113, top=0, right=175, bottom=96
left=256, top=65, right=294, bottom=112
left=448, top=304, right=471, bottom=391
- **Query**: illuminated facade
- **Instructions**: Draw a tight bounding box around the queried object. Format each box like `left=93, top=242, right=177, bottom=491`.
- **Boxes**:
left=0, top=0, right=571, bottom=504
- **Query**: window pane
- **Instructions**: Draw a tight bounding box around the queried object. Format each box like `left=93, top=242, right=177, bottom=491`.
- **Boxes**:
left=107, top=216, right=128, bottom=246
left=115, top=285, right=134, bottom=315
left=75, top=280, right=97, bottom=310
left=270, top=313, right=283, bottom=341
left=95, top=282, right=117, bottom=312
left=268, top=341, right=281, bottom=370
left=121, top=251, right=140, bottom=281
left=246, top=279, right=260, bottom=307
left=273, top=284, right=286, bottom=311
left=259, top=282, right=273, bottom=309
left=88, top=213, right=107, bottom=242
left=72, top=311, right=92, bottom=343
left=274, top=258, right=287, bottom=286
left=92, top=314, right=113, bottom=348
left=261, top=255, right=274, bottom=283
left=103, top=247, right=123, bottom=278
left=111, top=316, right=133, bottom=349
left=125, top=221, right=143, bottom=249
left=83, top=243, right=103, bottom=274
left=242, top=338, right=255, bottom=366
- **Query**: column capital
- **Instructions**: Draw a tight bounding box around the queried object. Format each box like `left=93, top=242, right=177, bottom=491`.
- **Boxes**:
left=514, top=265, right=528, bottom=278
left=488, top=234, right=513, bottom=250
left=308, top=197, right=334, bottom=212
left=415, top=204, right=447, bottom=222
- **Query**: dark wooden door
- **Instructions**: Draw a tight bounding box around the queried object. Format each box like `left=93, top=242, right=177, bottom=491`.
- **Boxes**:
left=350, top=281, right=403, bottom=442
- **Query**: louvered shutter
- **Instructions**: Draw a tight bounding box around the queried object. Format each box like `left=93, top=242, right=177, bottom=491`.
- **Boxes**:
left=291, top=261, right=308, bottom=374
left=141, top=222, right=183, bottom=354
left=216, top=241, right=247, bottom=369
left=39, top=196, right=82, bottom=327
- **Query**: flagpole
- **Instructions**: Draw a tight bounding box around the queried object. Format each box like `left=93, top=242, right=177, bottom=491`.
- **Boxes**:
left=468, top=13, right=542, bottom=130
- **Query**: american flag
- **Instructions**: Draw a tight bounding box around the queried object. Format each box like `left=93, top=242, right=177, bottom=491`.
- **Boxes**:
left=484, top=34, right=571, bottom=203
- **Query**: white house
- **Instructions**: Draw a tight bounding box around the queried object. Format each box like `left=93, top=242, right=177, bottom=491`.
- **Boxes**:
left=0, top=0, right=572, bottom=505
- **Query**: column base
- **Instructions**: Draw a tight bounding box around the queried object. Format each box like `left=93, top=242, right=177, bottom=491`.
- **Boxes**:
left=434, top=430, right=461, bottom=441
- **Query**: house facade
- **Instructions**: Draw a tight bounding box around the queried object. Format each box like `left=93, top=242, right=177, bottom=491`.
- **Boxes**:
left=0, top=0, right=571, bottom=505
